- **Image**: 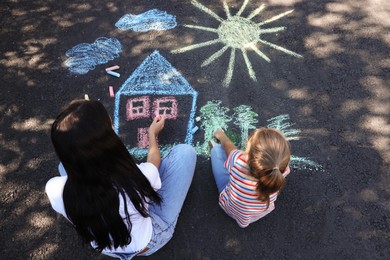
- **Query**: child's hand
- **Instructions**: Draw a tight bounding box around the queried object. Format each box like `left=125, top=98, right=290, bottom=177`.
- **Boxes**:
left=214, top=129, right=226, bottom=141
left=149, top=115, right=165, bottom=137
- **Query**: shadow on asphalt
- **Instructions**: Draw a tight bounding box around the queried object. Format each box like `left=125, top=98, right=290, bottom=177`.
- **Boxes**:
left=0, top=0, right=389, bottom=259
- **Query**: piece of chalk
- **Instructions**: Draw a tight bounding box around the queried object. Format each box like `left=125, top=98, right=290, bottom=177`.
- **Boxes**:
left=84, top=94, right=89, bottom=100
left=195, top=116, right=201, bottom=122
left=109, top=86, right=114, bottom=97
left=107, top=70, right=120, bottom=77
left=191, top=126, right=199, bottom=134
left=105, top=65, right=120, bottom=71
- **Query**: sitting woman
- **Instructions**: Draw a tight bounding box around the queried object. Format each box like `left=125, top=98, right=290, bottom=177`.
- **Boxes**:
left=45, top=99, right=196, bottom=259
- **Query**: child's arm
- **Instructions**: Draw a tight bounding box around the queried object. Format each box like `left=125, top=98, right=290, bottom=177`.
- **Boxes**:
left=147, top=115, right=165, bottom=168
left=214, top=129, right=237, bottom=157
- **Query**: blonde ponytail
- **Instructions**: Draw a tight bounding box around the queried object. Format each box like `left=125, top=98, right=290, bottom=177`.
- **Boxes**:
left=246, top=128, right=290, bottom=208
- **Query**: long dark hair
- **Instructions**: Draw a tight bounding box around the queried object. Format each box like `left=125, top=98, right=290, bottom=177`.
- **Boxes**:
left=51, top=99, right=161, bottom=251
left=246, top=128, right=290, bottom=208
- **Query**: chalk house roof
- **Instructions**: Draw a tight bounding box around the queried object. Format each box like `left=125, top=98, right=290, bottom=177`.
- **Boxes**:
left=118, top=50, right=196, bottom=96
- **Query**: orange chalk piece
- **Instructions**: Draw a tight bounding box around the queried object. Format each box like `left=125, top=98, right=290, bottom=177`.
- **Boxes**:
left=105, top=65, right=120, bottom=71
left=109, top=86, right=114, bottom=97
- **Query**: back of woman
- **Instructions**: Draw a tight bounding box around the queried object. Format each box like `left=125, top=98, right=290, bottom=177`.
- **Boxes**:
left=46, top=99, right=197, bottom=258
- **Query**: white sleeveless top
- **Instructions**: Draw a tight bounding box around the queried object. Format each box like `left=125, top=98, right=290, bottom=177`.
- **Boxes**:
left=45, top=162, right=161, bottom=253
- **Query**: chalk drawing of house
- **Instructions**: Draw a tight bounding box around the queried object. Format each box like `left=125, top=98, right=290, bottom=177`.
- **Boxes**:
left=114, top=50, right=198, bottom=151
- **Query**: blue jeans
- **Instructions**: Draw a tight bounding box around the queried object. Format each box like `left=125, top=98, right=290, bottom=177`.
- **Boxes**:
left=210, top=144, right=230, bottom=193
left=140, top=144, right=196, bottom=256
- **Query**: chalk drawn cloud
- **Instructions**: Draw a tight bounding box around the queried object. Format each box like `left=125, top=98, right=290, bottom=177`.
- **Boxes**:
left=115, top=9, right=177, bottom=32
left=65, top=37, right=122, bottom=74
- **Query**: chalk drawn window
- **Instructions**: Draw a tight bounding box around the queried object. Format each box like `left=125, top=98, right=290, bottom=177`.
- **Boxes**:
left=153, top=97, right=178, bottom=119
left=126, top=96, right=150, bottom=120
left=137, top=128, right=149, bottom=148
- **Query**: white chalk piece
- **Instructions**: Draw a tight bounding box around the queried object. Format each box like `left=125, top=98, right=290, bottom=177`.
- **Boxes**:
left=191, top=126, right=199, bottom=134
left=105, top=65, right=120, bottom=71
left=84, top=94, right=90, bottom=100
left=107, top=70, right=120, bottom=77
left=195, top=116, right=201, bottom=122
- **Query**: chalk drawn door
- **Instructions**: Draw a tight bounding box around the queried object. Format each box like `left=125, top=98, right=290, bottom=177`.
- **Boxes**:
left=137, top=128, right=149, bottom=148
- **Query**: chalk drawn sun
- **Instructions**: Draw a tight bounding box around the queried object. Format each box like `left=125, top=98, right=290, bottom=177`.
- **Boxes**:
left=172, top=0, right=303, bottom=87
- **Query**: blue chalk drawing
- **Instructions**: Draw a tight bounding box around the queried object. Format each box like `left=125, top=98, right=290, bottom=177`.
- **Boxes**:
left=65, top=37, right=122, bottom=74
left=114, top=50, right=198, bottom=157
left=115, top=9, right=177, bottom=32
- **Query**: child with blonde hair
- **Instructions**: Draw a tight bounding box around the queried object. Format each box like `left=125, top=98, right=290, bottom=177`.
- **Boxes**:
left=211, top=128, right=291, bottom=228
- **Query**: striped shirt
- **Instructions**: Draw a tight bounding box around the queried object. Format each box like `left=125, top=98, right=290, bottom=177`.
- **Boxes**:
left=219, top=150, right=290, bottom=228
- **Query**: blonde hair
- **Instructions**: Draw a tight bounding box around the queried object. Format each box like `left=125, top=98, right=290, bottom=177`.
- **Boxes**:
left=246, top=128, right=291, bottom=207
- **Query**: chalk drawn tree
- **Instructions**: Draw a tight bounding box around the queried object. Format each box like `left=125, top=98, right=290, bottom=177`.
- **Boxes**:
left=266, top=114, right=300, bottom=140
left=266, top=114, right=322, bottom=171
left=194, top=102, right=323, bottom=171
left=233, top=105, right=258, bottom=149
left=198, top=100, right=231, bottom=155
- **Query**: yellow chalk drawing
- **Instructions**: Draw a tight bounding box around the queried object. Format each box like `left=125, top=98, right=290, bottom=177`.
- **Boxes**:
left=172, top=0, right=303, bottom=87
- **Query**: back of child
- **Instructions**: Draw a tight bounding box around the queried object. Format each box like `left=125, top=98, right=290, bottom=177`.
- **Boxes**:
left=211, top=128, right=290, bottom=228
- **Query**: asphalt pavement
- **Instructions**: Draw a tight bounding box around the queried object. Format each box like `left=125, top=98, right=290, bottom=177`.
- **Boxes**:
left=0, top=0, right=389, bottom=259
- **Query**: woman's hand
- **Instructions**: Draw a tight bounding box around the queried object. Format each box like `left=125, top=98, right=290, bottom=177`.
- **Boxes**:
left=149, top=115, right=165, bottom=138
left=147, top=115, right=165, bottom=168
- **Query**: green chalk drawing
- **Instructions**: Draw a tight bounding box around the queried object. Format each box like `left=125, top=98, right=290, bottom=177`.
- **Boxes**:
left=266, top=115, right=322, bottom=171
left=225, top=129, right=240, bottom=147
left=126, top=100, right=322, bottom=172
left=198, top=100, right=232, bottom=155
left=233, top=105, right=258, bottom=148
left=172, top=0, right=303, bottom=87
left=127, top=144, right=175, bottom=161
left=290, top=155, right=323, bottom=172
left=266, top=114, right=300, bottom=141
left=192, top=101, right=322, bottom=171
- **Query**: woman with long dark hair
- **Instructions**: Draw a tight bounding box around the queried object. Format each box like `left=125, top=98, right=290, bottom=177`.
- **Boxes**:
left=45, top=99, right=196, bottom=259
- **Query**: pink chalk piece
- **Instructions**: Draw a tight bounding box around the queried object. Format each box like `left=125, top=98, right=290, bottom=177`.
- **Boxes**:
left=105, top=65, right=120, bottom=71
left=126, top=96, right=150, bottom=120
left=152, top=97, right=178, bottom=120
left=109, top=86, right=114, bottom=97
left=137, top=128, right=149, bottom=149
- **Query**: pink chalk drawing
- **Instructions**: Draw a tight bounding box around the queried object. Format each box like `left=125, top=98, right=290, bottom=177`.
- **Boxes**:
left=137, top=128, right=149, bottom=148
left=153, top=97, right=178, bottom=119
left=126, top=96, right=150, bottom=120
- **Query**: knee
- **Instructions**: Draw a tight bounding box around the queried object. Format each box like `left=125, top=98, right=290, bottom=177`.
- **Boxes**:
left=211, top=144, right=223, bottom=157
left=174, top=144, right=196, bottom=160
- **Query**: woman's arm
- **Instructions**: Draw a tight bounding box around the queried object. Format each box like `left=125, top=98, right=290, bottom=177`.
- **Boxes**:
left=147, top=115, right=165, bottom=168
left=214, top=129, right=237, bottom=157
